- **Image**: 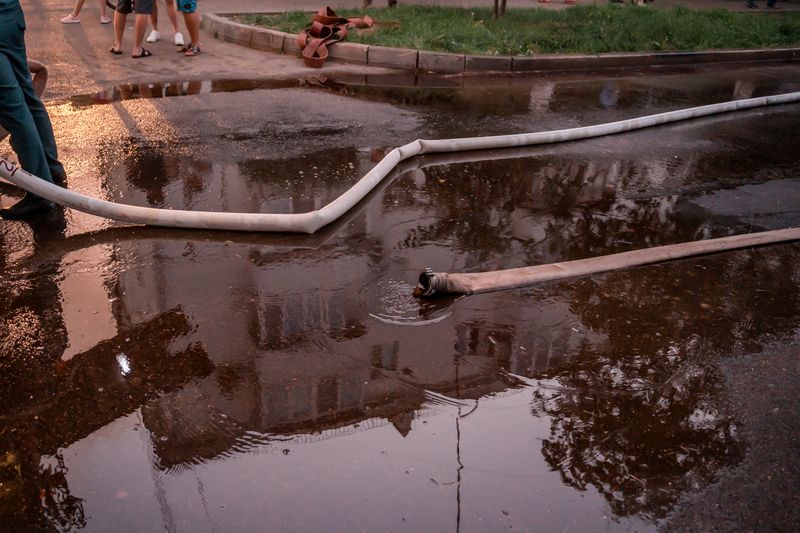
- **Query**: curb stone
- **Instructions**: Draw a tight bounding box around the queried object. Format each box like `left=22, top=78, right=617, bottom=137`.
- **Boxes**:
left=203, top=12, right=800, bottom=73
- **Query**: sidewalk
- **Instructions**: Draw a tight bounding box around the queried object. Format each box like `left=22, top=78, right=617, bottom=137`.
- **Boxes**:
left=20, top=0, right=800, bottom=99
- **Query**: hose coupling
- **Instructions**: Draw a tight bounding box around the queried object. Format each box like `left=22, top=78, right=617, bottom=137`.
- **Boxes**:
left=413, top=268, right=441, bottom=298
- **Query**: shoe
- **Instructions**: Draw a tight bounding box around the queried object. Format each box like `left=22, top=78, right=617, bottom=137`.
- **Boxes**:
left=100, top=16, right=112, bottom=24
left=174, top=32, right=185, bottom=46
left=0, top=194, right=54, bottom=220
left=146, top=30, right=161, bottom=43
left=60, top=14, right=81, bottom=24
left=50, top=168, right=68, bottom=187
left=184, top=45, right=201, bottom=57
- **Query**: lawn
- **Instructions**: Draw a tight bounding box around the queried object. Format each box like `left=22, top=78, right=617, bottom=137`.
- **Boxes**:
left=239, top=4, right=800, bottom=56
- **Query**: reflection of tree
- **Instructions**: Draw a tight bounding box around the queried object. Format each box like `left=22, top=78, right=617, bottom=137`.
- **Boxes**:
left=393, top=156, right=698, bottom=267
left=530, top=245, right=800, bottom=520
left=0, top=310, right=212, bottom=531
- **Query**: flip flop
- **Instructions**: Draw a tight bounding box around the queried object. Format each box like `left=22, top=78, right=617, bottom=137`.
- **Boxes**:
left=109, top=46, right=122, bottom=55
left=132, top=48, right=152, bottom=59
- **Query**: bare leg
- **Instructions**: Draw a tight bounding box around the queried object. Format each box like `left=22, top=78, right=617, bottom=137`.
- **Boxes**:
left=149, top=1, right=159, bottom=31
left=164, top=0, right=181, bottom=34
left=182, top=11, right=200, bottom=50
left=97, top=0, right=108, bottom=20
left=112, top=10, right=127, bottom=52
left=132, top=14, right=149, bottom=56
left=69, top=0, right=87, bottom=17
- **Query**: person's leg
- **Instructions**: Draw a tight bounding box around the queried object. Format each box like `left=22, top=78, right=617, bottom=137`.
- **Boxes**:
left=0, top=54, right=55, bottom=217
left=164, top=0, right=184, bottom=45
left=112, top=0, right=131, bottom=53
left=132, top=0, right=155, bottom=56
left=147, top=2, right=160, bottom=43
left=0, top=56, right=53, bottom=184
left=11, top=59, right=65, bottom=183
left=132, top=14, right=150, bottom=56
left=97, top=0, right=110, bottom=23
left=177, top=0, right=200, bottom=55
left=182, top=11, right=200, bottom=54
left=70, top=0, right=86, bottom=17
left=61, top=0, right=85, bottom=22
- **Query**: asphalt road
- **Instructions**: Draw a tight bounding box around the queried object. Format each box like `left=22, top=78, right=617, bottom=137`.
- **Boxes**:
left=6, top=1, right=800, bottom=531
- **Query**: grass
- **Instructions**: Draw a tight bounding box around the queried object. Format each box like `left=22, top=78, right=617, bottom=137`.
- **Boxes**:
left=239, top=4, right=800, bottom=56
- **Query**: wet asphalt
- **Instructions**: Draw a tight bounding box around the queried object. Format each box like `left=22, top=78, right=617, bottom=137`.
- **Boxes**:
left=1, top=2, right=800, bottom=531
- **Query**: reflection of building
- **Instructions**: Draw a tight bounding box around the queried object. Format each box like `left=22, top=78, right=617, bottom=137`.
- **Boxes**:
left=5, top=71, right=800, bottom=529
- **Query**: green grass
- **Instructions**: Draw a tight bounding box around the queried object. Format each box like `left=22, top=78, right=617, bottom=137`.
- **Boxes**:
left=239, top=4, right=800, bottom=55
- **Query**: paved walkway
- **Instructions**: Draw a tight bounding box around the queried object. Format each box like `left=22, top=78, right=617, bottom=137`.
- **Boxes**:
left=18, top=0, right=800, bottom=99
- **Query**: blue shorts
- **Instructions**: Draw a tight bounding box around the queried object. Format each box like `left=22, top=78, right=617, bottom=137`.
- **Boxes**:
left=176, top=0, right=196, bottom=13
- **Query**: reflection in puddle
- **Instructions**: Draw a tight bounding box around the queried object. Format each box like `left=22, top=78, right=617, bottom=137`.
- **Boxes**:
left=2, top=64, right=800, bottom=531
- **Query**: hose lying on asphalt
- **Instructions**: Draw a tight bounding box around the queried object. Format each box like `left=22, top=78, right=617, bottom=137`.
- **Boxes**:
left=414, top=228, right=800, bottom=297
left=1, top=91, right=799, bottom=233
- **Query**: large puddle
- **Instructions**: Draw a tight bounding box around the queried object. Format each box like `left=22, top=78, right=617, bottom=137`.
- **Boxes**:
left=2, top=64, right=800, bottom=531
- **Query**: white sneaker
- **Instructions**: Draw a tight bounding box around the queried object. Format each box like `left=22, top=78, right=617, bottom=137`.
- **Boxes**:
left=146, top=30, right=161, bottom=43
left=60, top=14, right=81, bottom=24
left=174, top=32, right=185, bottom=46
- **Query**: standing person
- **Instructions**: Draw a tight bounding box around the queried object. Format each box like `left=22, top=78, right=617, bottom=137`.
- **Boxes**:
left=146, top=0, right=185, bottom=46
left=176, top=0, right=201, bottom=56
left=0, top=0, right=66, bottom=219
left=109, top=0, right=154, bottom=58
left=60, top=0, right=112, bottom=24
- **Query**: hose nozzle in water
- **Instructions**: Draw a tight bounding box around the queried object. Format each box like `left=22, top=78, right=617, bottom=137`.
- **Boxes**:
left=413, top=268, right=442, bottom=298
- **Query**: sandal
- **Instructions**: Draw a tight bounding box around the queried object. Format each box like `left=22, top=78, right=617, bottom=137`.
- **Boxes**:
left=109, top=46, right=122, bottom=55
left=132, top=48, right=152, bottom=59
left=177, top=44, right=192, bottom=53
left=184, top=45, right=201, bottom=57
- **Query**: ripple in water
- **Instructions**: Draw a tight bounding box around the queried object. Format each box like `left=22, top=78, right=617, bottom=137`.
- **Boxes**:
left=367, top=279, right=456, bottom=326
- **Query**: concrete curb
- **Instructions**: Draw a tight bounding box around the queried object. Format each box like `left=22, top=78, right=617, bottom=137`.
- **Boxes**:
left=202, top=13, right=800, bottom=73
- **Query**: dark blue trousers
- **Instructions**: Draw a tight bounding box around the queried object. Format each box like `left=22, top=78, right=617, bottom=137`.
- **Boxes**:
left=0, top=1, right=63, bottom=184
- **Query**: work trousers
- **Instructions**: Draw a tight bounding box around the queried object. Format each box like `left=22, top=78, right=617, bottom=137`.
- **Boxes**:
left=0, top=1, right=62, bottom=184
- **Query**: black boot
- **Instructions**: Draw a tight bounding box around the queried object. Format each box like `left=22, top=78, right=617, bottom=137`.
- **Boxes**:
left=0, top=193, right=54, bottom=220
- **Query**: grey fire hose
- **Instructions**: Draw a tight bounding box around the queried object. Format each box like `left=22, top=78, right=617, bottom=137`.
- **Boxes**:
left=2, top=91, right=799, bottom=233
left=414, top=228, right=800, bottom=297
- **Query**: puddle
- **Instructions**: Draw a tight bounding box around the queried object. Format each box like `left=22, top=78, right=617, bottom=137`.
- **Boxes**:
left=362, top=278, right=456, bottom=325
left=2, top=63, right=800, bottom=531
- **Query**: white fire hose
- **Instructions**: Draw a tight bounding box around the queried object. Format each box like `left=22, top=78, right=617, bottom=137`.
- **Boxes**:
left=2, top=88, right=800, bottom=295
left=2, top=91, right=799, bottom=233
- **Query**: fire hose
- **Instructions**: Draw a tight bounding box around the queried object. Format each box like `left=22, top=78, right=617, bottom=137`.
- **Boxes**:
left=2, top=88, right=800, bottom=295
